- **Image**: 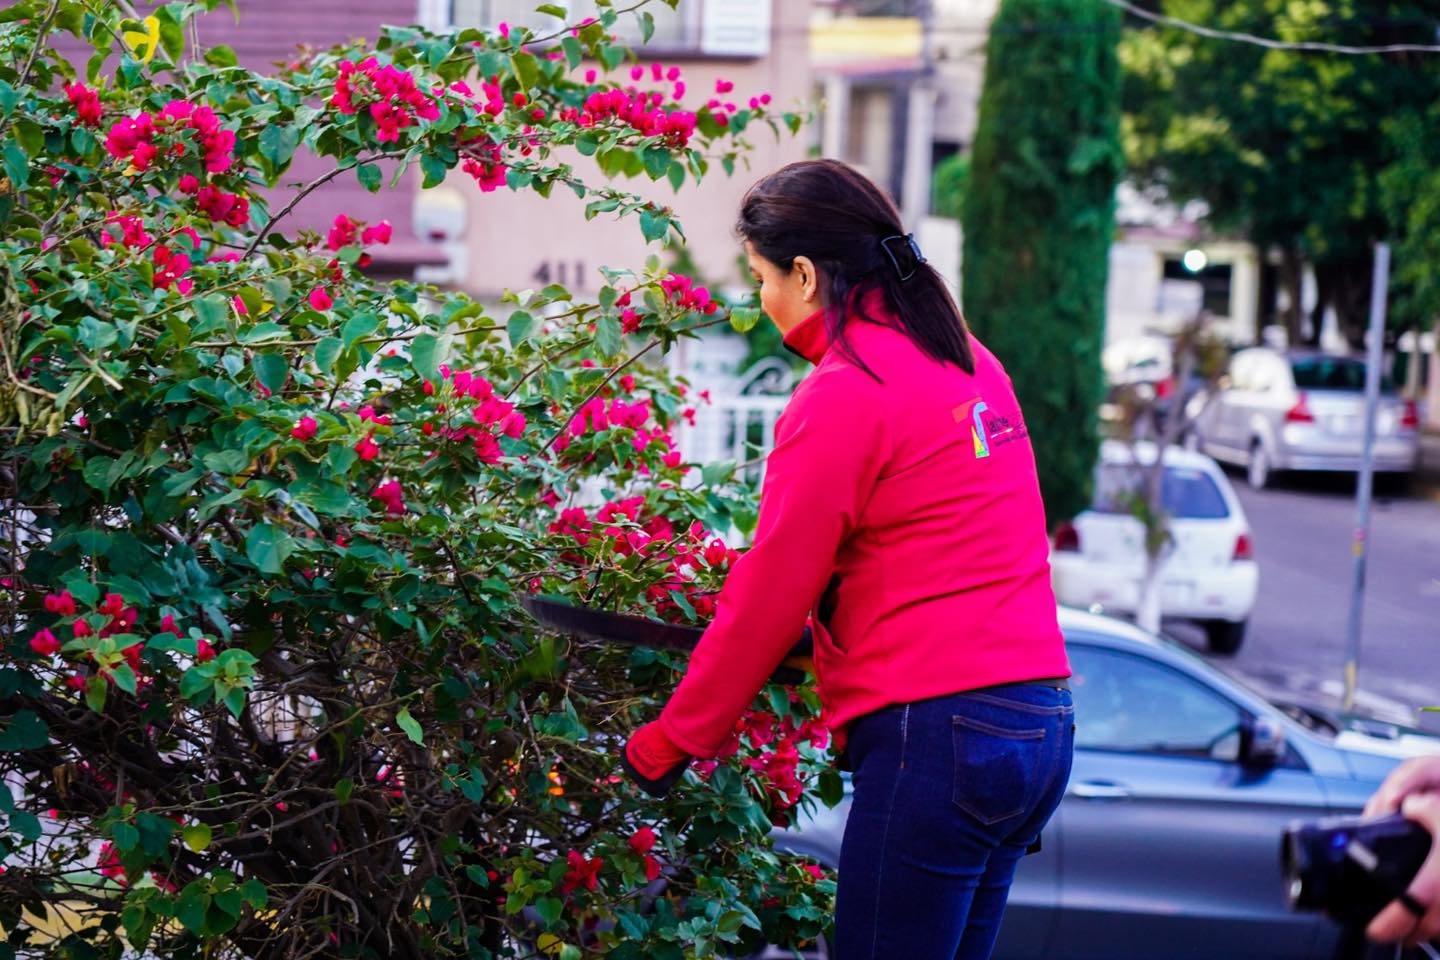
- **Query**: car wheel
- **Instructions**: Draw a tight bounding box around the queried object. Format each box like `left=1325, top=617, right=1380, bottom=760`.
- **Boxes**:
left=1204, top=619, right=1246, bottom=655
left=1247, top=441, right=1273, bottom=490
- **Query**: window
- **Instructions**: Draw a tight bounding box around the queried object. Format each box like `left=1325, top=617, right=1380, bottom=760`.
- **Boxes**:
left=1291, top=357, right=1392, bottom=393
left=1092, top=464, right=1230, bottom=520
left=447, top=0, right=771, bottom=57
left=1069, top=645, right=1244, bottom=760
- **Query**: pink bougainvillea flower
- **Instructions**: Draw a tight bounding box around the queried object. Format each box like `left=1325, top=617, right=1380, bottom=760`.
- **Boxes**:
left=291, top=415, right=318, bottom=441
left=29, top=628, right=61, bottom=657
left=194, top=637, right=216, bottom=663
left=177, top=173, right=200, bottom=194
left=715, top=78, right=734, bottom=94
left=360, top=220, right=392, bottom=245
left=560, top=850, right=604, bottom=896
left=371, top=479, right=406, bottom=516
left=160, top=614, right=180, bottom=636
left=65, top=82, right=103, bottom=126
left=308, top=286, right=333, bottom=311
left=628, top=827, right=657, bottom=855
left=43, top=590, right=77, bottom=616
left=355, top=433, right=381, bottom=461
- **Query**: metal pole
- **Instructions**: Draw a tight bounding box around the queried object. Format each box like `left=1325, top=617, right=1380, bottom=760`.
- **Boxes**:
left=1343, top=242, right=1390, bottom=713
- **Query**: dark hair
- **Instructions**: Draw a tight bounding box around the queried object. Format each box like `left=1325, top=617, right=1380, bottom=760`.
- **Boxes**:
left=735, top=158, right=974, bottom=380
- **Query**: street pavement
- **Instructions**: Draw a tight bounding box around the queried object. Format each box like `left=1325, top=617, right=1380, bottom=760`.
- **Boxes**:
left=1165, top=460, right=1440, bottom=733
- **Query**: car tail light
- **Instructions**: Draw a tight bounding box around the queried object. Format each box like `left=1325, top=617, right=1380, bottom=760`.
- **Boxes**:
left=1053, top=522, right=1081, bottom=553
left=1401, top=400, right=1420, bottom=430
left=1285, top=393, right=1315, bottom=423
left=1233, top=532, right=1254, bottom=562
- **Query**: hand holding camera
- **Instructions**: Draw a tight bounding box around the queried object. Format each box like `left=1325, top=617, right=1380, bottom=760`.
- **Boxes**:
left=1364, top=757, right=1440, bottom=949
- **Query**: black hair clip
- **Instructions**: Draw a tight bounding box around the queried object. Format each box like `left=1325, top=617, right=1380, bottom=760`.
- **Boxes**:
left=880, top=233, right=926, bottom=282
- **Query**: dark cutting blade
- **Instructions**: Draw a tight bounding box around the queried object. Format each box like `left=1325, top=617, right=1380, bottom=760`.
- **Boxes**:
left=520, top=595, right=812, bottom=684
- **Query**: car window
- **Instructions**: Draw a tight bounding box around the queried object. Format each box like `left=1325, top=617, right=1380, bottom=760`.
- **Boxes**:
left=1092, top=464, right=1231, bottom=519
left=1070, top=646, right=1244, bottom=760
left=1291, top=357, right=1392, bottom=392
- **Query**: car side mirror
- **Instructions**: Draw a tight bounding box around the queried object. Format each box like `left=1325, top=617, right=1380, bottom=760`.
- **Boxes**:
left=1241, top=715, right=1286, bottom=768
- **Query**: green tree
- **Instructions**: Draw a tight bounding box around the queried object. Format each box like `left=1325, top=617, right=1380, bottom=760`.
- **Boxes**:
left=962, top=0, right=1123, bottom=525
left=1120, top=0, right=1440, bottom=346
left=0, top=2, right=838, bottom=957
left=931, top=151, right=968, bottom=221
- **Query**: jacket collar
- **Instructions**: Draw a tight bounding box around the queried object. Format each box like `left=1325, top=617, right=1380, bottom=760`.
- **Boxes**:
left=781, top=287, right=888, bottom=365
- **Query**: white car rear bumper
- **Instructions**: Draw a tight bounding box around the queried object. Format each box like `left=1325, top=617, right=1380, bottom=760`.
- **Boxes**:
left=1051, top=555, right=1259, bottom=623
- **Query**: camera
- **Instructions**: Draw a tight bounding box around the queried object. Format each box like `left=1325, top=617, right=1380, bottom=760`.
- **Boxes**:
left=1283, top=813, right=1432, bottom=926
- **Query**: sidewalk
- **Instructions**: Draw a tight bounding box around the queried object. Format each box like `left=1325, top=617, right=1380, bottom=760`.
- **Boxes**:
left=1419, top=429, right=1440, bottom=501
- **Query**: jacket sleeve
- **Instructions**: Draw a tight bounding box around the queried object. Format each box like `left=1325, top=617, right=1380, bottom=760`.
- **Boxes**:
left=657, top=366, right=891, bottom=757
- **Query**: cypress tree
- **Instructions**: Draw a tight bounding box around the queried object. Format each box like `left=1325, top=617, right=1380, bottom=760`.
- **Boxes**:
left=961, top=0, right=1122, bottom=524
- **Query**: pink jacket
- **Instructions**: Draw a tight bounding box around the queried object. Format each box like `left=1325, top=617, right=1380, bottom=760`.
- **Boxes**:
left=658, top=291, right=1070, bottom=758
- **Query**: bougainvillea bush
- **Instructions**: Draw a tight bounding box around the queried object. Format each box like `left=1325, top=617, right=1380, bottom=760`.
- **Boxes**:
left=0, top=2, right=838, bottom=957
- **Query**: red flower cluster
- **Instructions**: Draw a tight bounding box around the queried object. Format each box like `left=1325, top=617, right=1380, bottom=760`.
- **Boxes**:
left=291, top=415, right=318, bottom=441
left=426, top=367, right=526, bottom=464
left=326, top=213, right=392, bottom=251
left=580, top=87, right=697, bottom=148
left=660, top=273, right=718, bottom=314
left=560, top=850, right=604, bottom=896
left=710, top=706, right=832, bottom=825
left=104, top=100, right=236, bottom=174
left=151, top=245, right=193, bottom=295
left=330, top=58, right=440, bottom=143
left=371, top=479, right=406, bottom=516
left=460, top=139, right=508, bottom=193
left=100, top=213, right=151, bottom=251
left=194, top=184, right=250, bottom=227
left=628, top=827, right=663, bottom=882
left=65, top=82, right=103, bottom=126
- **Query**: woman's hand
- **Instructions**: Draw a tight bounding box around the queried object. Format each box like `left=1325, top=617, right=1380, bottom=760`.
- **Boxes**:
left=622, top=721, right=692, bottom=798
left=1365, top=756, right=1440, bottom=947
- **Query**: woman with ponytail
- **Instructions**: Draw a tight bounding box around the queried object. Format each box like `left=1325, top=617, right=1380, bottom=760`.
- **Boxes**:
left=624, top=159, right=1074, bottom=959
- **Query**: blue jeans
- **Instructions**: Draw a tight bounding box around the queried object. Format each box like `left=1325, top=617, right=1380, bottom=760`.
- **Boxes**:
left=834, top=683, right=1075, bottom=960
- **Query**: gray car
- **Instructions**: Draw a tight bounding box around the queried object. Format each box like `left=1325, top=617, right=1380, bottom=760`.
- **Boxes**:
left=770, top=607, right=1439, bottom=960
left=1186, top=348, right=1421, bottom=490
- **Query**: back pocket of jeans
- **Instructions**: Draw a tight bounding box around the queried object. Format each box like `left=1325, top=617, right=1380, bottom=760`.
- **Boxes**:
left=951, top=715, right=1046, bottom=826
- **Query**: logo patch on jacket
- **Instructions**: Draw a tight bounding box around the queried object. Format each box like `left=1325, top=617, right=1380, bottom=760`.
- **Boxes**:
left=953, top=397, right=1028, bottom=458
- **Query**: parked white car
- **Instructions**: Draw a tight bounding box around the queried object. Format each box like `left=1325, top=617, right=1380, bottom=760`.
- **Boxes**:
left=1186, top=348, right=1421, bottom=489
left=1050, top=442, right=1259, bottom=653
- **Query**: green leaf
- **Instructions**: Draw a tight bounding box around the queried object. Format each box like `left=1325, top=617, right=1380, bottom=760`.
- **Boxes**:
left=594, top=314, right=622, bottom=357
left=535, top=3, right=567, bottom=16
left=396, top=706, right=424, bottom=745
left=506, top=310, right=538, bottom=348
left=729, top=306, right=761, bottom=333
left=240, top=878, right=268, bottom=909
left=639, top=208, right=668, bottom=243
left=244, top=523, right=296, bottom=575
left=341, top=312, right=380, bottom=350
left=258, top=125, right=300, bottom=171
left=2, top=140, right=30, bottom=190
left=85, top=675, right=108, bottom=713
left=0, top=79, right=17, bottom=118
left=818, top=767, right=845, bottom=807
left=183, top=823, right=212, bottom=852
left=0, top=710, right=47, bottom=751
left=411, top=332, right=443, bottom=382
left=314, top=336, right=342, bottom=373
left=251, top=353, right=289, bottom=394
left=642, top=147, right=670, bottom=181
left=335, top=777, right=354, bottom=805
left=560, top=35, right=582, bottom=70
left=112, top=821, right=139, bottom=853
left=510, top=51, right=539, bottom=91
left=156, top=11, right=184, bottom=63
left=109, top=662, right=138, bottom=695
left=420, top=152, right=448, bottom=188
left=14, top=119, right=43, bottom=158
left=637, top=11, right=655, bottom=42
left=193, top=294, right=229, bottom=330
left=356, top=163, right=382, bottom=193
left=204, top=44, right=238, bottom=67
left=533, top=896, right=563, bottom=926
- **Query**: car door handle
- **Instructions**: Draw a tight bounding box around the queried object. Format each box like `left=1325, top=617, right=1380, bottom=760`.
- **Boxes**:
left=1070, top=780, right=1133, bottom=800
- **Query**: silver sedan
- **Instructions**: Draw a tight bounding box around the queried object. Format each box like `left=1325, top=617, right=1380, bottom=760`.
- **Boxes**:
left=1185, top=348, right=1421, bottom=490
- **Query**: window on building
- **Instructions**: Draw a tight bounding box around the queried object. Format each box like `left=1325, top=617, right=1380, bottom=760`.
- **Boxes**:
left=447, top=0, right=772, bottom=57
